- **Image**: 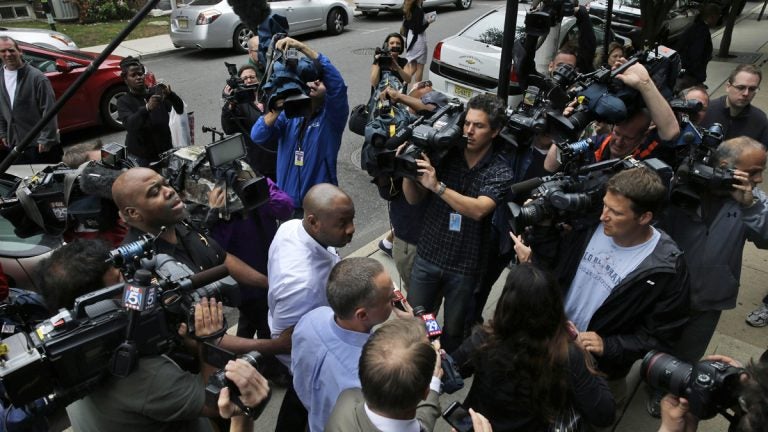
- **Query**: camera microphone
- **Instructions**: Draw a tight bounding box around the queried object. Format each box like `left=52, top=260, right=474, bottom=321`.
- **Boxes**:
left=413, top=305, right=442, bottom=340
left=510, top=177, right=545, bottom=196
left=80, top=161, right=122, bottom=200
left=188, top=264, right=230, bottom=290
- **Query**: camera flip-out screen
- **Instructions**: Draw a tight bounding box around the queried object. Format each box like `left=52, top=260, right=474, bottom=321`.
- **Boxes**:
left=206, top=134, right=246, bottom=168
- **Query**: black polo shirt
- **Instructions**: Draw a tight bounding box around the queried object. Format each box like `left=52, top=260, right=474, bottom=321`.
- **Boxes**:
left=123, top=222, right=226, bottom=273
left=701, top=96, right=768, bottom=149
left=417, top=147, right=514, bottom=275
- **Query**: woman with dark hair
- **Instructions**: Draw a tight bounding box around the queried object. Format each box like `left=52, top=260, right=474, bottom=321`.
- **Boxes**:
left=370, top=32, right=411, bottom=89
left=401, top=0, right=435, bottom=84
left=451, top=263, right=616, bottom=431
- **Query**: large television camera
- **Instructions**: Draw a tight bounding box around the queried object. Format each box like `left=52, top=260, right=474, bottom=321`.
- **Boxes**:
left=375, top=100, right=467, bottom=179
left=0, top=142, right=134, bottom=238
left=507, top=46, right=681, bottom=170
left=260, top=33, right=321, bottom=118
left=642, top=351, right=745, bottom=422
left=0, top=236, right=240, bottom=409
left=507, top=156, right=673, bottom=234
left=164, top=132, right=269, bottom=216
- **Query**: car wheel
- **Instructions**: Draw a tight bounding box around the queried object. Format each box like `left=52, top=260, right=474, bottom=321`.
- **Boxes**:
left=233, top=24, right=253, bottom=54
left=455, top=0, right=471, bottom=10
left=100, top=85, right=128, bottom=130
left=326, top=8, right=345, bottom=35
left=362, top=11, right=379, bottom=17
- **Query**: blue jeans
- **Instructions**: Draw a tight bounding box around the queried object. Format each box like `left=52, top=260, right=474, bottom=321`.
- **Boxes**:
left=408, top=255, right=478, bottom=353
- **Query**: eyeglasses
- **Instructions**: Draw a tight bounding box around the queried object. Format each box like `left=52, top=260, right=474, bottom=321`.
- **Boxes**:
left=415, top=80, right=432, bottom=89
left=729, top=83, right=760, bottom=93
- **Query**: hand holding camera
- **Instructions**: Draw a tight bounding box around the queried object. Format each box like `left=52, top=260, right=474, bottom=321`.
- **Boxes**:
left=217, top=358, right=271, bottom=418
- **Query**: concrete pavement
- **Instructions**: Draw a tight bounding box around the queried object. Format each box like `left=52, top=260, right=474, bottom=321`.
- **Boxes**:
left=82, top=3, right=768, bottom=431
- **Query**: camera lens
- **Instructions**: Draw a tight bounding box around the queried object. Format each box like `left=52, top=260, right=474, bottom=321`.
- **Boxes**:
left=641, top=351, right=692, bottom=397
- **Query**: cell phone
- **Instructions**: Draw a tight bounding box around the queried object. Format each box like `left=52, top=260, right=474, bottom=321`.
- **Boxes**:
left=392, top=290, right=407, bottom=311
left=442, top=401, right=473, bottom=432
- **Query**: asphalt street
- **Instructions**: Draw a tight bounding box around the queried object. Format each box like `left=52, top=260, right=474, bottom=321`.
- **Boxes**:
left=60, top=0, right=508, bottom=255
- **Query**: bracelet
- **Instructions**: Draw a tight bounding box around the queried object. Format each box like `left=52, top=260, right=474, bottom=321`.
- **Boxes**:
left=436, top=182, right=446, bottom=196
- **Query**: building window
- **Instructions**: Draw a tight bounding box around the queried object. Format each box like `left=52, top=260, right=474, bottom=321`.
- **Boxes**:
left=0, top=3, right=32, bottom=19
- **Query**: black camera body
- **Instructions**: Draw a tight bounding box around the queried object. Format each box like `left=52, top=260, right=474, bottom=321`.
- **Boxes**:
left=669, top=122, right=730, bottom=207
left=508, top=157, right=673, bottom=233
left=387, top=100, right=467, bottom=178
left=375, top=46, right=401, bottom=67
left=224, top=62, right=259, bottom=105
left=642, top=351, right=744, bottom=420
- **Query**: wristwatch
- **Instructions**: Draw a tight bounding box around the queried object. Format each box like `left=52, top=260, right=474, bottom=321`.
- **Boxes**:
left=436, top=182, right=447, bottom=196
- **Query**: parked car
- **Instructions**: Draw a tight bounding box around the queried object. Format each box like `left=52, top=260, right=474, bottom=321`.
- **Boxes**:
left=170, top=0, right=354, bottom=53
left=0, top=173, right=61, bottom=292
left=0, top=26, right=78, bottom=51
left=17, top=41, right=153, bottom=133
left=587, top=0, right=699, bottom=44
left=429, top=6, right=631, bottom=104
left=355, top=0, right=471, bottom=17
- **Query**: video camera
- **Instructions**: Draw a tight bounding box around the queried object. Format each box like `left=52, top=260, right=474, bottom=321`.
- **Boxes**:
left=373, top=100, right=467, bottom=179
left=164, top=132, right=269, bottom=216
left=507, top=157, right=673, bottom=234
left=0, top=236, right=240, bottom=409
left=642, top=351, right=745, bottom=422
left=224, top=62, right=259, bottom=105
left=374, top=45, right=402, bottom=67
left=260, top=33, right=321, bottom=118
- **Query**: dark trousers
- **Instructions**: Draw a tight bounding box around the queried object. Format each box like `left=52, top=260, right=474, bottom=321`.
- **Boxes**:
left=275, top=379, right=308, bottom=432
left=673, top=309, right=722, bottom=362
left=408, top=255, right=478, bottom=353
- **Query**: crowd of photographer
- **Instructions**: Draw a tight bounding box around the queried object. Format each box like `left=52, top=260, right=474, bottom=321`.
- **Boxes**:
left=4, top=1, right=768, bottom=430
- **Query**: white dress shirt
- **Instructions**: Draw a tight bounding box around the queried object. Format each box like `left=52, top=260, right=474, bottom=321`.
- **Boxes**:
left=267, top=218, right=340, bottom=368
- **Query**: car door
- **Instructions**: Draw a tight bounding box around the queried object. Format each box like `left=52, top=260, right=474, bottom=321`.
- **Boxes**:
left=22, top=50, right=90, bottom=131
left=269, top=0, right=322, bottom=34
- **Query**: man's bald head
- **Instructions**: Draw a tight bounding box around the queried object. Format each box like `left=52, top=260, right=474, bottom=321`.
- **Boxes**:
left=112, top=167, right=155, bottom=210
left=302, top=184, right=355, bottom=248
left=112, top=168, right=186, bottom=233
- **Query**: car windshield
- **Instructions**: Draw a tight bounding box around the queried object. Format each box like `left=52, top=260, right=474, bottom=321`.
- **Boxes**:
left=461, top=10, right=524, bottom=48
left=188, top=0, right=222, bottom=5
left=20, top=43, right=92, bottom=61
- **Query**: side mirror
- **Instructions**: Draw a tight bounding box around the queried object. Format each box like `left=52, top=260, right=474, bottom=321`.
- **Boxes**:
left=55, top=58, right=72, bottom=73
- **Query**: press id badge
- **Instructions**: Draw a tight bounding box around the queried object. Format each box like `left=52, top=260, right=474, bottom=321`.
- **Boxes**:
left=294, top=150, right=304, bottom=166
left=449, top=212, right=462, bottom=232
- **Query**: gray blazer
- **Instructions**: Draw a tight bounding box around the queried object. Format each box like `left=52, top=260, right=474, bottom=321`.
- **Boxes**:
left=325, top=388, right=441, bottom=432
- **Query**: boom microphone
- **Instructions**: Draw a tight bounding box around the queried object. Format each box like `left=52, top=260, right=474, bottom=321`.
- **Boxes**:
left=79, top=161, right=122, bottom=200
left=227, top=0, right=271, bottom=31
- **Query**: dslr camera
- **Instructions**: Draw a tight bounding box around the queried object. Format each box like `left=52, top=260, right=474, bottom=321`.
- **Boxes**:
left=642, top=351, right=745, bottom=421
left=204, top=346, right=270, bottom=419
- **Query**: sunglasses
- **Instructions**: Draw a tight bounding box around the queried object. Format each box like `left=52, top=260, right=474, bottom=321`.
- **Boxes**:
left=415, top=80, right=432, bottom=89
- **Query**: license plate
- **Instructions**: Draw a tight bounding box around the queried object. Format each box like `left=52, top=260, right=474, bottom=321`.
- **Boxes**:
left=178, top=17, right=188, bottom=29
left=453, top=84, right=474, bottom=99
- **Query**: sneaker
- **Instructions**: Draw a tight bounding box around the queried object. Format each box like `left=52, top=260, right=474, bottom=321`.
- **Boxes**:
left=746, top=303, right=768, bottom=327
left=378, top=239, right=393, bottom=258
left=646, top=390, right=663, bottom=418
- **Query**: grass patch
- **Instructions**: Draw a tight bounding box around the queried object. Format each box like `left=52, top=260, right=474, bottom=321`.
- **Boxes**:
left=6, top=17, right=169, bottom=48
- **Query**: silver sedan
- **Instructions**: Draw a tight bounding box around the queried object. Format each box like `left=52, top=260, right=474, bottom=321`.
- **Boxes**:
left=170, top=0, right=354, bottom=53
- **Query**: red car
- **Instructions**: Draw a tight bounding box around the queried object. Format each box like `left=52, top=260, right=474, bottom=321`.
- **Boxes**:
left=17, top=41, right=155, bottom=133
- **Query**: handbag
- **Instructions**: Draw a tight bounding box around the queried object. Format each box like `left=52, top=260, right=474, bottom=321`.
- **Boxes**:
left=169, top=102, right=194, bottom=148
